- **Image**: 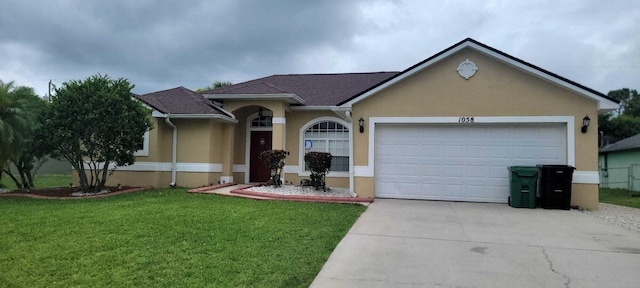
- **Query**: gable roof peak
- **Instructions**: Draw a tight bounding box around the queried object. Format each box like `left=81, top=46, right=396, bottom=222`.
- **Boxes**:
left=339, top=37, right=619, bottom=111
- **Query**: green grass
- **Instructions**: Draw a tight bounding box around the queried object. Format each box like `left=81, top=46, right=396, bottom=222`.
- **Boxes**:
left=599, top=188, right=640, bottom=209
left=1, top=174, right=72, bottom=190
left=0, top=189, right=366, bottom=287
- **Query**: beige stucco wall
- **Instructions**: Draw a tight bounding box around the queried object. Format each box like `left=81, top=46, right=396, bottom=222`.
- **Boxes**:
left=225, top=105, right=352, bottom=187
left=104, top=117, right=227, bottom=188
left=282, top=110, right=352, bottom=188
left=134, top=117, right=172, bottom=163
left=73, top=171, right=171, bottom=188
left=572, top=183, right=599, bottom=210
left=351, top=48, right=600, bottom=207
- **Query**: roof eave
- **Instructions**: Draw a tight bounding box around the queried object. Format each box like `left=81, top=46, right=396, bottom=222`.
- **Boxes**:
left=203, top=93, right=306, bottom=105
left=151, top=111, right=238, bottom=123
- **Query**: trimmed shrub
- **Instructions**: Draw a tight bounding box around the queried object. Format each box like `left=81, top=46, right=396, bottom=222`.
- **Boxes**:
left=304, top=152, right=332, bottom=191
left=259, top=150, right=289, bottom=187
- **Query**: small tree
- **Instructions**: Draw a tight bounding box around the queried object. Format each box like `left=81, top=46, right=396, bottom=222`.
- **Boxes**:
left=304, top=152, right=332, bottom=191
left=258, top=150, right=288, bottom=187
left=41, top=75, right=153, bottom=193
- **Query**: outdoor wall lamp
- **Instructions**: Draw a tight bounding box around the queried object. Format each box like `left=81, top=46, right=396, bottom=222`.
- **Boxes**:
left=258, top=107, right=264, bottom=117
left=581, top=115, right=590, bottom=133
left=359, top=117, right=365, bottom=133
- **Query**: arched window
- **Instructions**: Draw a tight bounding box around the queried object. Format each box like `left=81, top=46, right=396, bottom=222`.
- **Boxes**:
left=251, top=115, right=272, bottom=127
left=303, top=120, right=349, bottom=172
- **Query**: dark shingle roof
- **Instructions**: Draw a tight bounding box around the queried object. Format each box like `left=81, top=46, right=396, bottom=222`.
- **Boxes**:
left=205, top=72, right=399, bottom=106
left=136, top=86, right=223, bottom=115
left=600, top=133, right=640, bottom=153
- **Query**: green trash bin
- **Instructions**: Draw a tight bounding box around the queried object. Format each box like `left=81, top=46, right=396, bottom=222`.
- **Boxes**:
left=507, top=166, right=539, bottom=208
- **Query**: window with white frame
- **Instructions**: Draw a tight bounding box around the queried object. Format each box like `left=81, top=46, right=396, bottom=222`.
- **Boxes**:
left=134, top=130, right=150, bottom=157
left=303, top=120, right=349, bottom=172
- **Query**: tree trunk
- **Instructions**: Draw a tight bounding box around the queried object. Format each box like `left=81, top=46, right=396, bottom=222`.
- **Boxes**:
left=4, top=169, right=21, bottom=190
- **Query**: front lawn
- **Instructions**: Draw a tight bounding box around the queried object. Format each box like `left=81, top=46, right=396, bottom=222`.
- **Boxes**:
left=1, top=174, right=72, bottom=190
left=0, top=189, right=366, bottom=287
left=599, top=188, right=640, bottom=209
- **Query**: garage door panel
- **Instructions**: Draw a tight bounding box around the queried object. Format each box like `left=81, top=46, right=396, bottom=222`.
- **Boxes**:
left=538, top=146, right=563, bottom=163
left=375, top=124, right=565, bottom=203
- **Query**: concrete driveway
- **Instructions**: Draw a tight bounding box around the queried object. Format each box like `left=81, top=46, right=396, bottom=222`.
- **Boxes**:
left=311, top=199, right=640, bottom=288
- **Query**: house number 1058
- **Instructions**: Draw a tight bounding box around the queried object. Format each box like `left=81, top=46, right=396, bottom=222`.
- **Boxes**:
left=458, top=117, right=475, bottom=123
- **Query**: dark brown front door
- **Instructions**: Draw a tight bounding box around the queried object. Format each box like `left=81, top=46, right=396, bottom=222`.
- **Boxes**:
left=250, top=131, right=272, bottom=182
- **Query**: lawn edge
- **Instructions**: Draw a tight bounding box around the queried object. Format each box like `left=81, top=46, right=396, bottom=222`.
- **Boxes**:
left=0, top=186, right=154, bottom=199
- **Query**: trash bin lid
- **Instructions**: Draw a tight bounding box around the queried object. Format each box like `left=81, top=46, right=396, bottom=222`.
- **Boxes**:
left=508, top=166, right=539, bottom=177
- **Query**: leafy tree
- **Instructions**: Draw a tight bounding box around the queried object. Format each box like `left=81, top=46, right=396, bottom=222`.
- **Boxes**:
left=0, top=81, right=42, bottom=188
left=606, top=115, right=640, bottom=140
left=607, top=88, right=635, bottom=115
left=41, top=75, right=153, bottom=192
left=599, top=88, right=640, bottom=142
left=618, top=88, right=640, bottom=117
left=195, top=81, right=233, bottom=92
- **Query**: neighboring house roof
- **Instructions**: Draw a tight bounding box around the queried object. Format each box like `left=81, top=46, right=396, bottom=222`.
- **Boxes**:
left=339, top=38, right=619, bottom=111
left=600, top=133, right=640, bottom=153
left=204, top=72, right=399, bottom=106
left=136, top=86, right=227, bottom=115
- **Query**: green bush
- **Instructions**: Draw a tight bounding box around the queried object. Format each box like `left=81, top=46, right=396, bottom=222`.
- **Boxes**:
left=259, top=150, right=289, bottom=187
left=304, top=152, right=332, bottom=191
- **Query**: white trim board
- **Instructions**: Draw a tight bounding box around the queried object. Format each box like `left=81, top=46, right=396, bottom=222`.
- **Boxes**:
left=82, top=162, right=223, bottom=173
left=359, top=116, right=599, bottom=184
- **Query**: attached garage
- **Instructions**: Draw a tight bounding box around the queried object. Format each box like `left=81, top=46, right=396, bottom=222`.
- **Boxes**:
left=374, top=121, right=567, bottom=203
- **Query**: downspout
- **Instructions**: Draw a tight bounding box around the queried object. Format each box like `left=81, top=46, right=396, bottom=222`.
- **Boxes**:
left=165, top=116, right=177, bottom=187
left=345, top=110, right=355, bottom=196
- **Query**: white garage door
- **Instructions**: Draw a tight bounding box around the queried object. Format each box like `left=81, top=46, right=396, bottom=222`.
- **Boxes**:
left=374, top=123, right=566, bottom=203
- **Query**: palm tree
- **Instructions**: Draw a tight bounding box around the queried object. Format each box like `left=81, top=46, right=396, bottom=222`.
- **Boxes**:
left=0, top=80, right=35, bottom=187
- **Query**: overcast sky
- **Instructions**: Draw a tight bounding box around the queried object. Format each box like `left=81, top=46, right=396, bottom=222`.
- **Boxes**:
left=1, top=0, right=638, bottom=97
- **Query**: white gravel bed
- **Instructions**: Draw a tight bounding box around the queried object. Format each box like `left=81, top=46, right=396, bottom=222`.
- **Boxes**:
left=582, top=203, right=640, bottom=234
left=71, top=190, right=110, bottom=197
left=247, top=185, right=355, bottom=197
left=0, top=188, right=9, bottom=194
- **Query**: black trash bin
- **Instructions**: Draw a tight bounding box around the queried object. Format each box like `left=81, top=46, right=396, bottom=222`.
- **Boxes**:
left=538, top=165, right=575, bottom=210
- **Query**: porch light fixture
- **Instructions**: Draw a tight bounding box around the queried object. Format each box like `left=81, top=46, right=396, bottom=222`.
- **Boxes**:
left=581, top=115, right=590, bottom=133
left=258, top=107, right=264, bottom=117
left=359, top=117, right=365, bottom=133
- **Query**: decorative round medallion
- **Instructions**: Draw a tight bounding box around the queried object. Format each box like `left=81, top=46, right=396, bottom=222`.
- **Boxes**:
left=457, top=59, right=478, bottom=79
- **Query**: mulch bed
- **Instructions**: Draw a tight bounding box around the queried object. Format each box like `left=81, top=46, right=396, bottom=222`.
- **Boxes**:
left=0, top=186, right=151, bottom=199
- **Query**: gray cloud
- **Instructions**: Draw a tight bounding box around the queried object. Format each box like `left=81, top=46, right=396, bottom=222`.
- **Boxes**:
left=1, top=0, right=638, bottom=96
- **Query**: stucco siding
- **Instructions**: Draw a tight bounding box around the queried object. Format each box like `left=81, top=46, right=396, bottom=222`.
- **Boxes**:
left=572, top=183, right=599, bottom=210
left=352, top=48, right=598, bottom=171
left=74, top=170, right=171, bottom=188
left=350, top=48, right=599, bottom=207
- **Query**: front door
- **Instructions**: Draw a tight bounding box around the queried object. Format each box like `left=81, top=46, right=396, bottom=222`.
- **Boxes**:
left=250, top=131, right=272, bottom=182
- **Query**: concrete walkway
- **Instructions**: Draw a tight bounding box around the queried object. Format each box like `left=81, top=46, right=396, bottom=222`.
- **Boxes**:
left=311, top=199, right=640, bottom=288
